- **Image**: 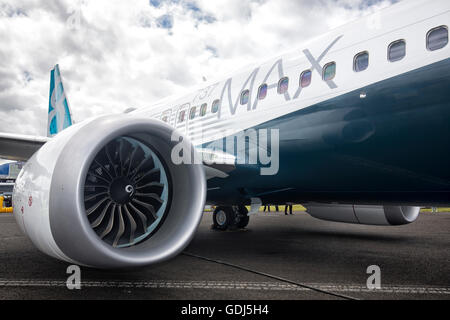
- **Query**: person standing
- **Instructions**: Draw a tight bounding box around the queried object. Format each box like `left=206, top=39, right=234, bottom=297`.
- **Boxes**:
left=285, top=203, right=293, bottom=215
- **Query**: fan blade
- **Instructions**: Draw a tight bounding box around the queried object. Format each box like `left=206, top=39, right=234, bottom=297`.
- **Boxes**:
left=87, top=171, right=111, bottom=185
left=126, top=145, right=139, bottom=177
left=128, top=203, right=149, bottom=229
left=123, top=205, right=137, bottom=244
left=132, top=198, right=158, bottom=220
left=129, top=156, right=155, bottom=180
left=86, top=197, right=109, bottom=216
left=135, top=193, right=164, bottom=205
left=85, top=192, right=109, bottom=202
left=100, top=204, right=116, bottom=239
left=105, top=144, right=118, bottom=177
left=134, top=168, right=160, bottom=184
left=113, top=206, right=126, bottom=247
left=91, top=201, right=113, bottom=228
left=94, top=159, right=114, bottom=180
left=85, top=185, right=109, bottom=189
left=118, top=139, right=126, bottom=176
left=136, top=182, right=164, bottom=190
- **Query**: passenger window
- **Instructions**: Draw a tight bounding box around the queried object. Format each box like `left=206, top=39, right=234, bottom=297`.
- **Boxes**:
left=240, top=90, right=250, bottom=105
left=178, top=110, right=186, bottom=123
left=354, top=52, right=369, bottom=72
left=189, top=107, right=197, bottom=120
left=427, top=26, right=448, bottom=51
left=258, top=84, right=268, bottom=100
left=300, top=70, right=312, bottom=88
left=388, top=40, right=406, bottom=62
left=161, top=109, right=171, bottom=124
left=200, top=103, right=208, bottom=117
left=323, top=62, right=336, bottom=81
left=212, top=99, right=220, bottom=113
left=278, top=77, right=289, bottom=94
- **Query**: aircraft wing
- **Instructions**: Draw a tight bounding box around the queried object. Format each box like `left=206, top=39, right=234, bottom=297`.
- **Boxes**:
left=0, top=133, right=49, bottom=161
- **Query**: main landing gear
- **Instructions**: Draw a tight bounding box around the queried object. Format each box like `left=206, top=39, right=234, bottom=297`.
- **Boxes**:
left=212, top=206, right=250, bottom=231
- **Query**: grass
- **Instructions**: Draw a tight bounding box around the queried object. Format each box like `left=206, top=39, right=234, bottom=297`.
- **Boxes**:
left=420, top=208, right=450, bottom=213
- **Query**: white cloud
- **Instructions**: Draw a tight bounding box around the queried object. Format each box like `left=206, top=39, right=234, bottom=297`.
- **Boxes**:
left=0, top=0, right=395, bottom=136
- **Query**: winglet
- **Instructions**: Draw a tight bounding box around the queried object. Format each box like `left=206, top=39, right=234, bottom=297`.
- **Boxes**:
left=48, top=65, right=74, bottom=137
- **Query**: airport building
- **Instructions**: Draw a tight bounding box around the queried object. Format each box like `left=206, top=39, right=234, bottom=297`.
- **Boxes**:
left=0, top=161, right=21, bottom=208
left=0, top=161, right=22, bottom=183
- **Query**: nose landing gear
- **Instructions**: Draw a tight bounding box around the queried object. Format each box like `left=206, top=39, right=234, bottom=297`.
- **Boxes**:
left=212, top=206, right=250, bottom=231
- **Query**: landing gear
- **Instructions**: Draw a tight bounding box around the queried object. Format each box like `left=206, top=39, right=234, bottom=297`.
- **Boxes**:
left=213, top=207, right=233, bottom=231
left=212, top=206, right=250, bottom=231
left=236, top=206, right=250, bottom=229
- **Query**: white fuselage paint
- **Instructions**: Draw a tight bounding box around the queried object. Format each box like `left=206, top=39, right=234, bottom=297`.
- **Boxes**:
left=132, top=0, right=450, bottom=148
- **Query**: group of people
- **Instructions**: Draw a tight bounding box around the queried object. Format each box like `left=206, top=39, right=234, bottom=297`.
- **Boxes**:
left=263, top=203, right=294, bottom=215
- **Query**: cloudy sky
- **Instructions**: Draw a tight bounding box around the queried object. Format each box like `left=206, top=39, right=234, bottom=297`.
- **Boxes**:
left=0, top=0, right=396, bottom=137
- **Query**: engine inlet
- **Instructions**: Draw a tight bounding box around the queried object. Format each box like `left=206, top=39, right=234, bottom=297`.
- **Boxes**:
left=84, top=137, right=171, bottom=248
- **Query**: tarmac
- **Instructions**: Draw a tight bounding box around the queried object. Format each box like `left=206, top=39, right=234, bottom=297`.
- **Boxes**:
left=0, top=210, right=449, bottom=300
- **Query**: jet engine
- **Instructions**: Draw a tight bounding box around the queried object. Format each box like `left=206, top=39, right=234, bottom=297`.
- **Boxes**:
left=13, top=115, right=206, bottom=268
left=305, top=204, right=420, bottom=226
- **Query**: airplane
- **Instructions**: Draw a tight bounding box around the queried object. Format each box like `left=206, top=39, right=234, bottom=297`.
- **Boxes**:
left=0, top=0, right=449, bottom=269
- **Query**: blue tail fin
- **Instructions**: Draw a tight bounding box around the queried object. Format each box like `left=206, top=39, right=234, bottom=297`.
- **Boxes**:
left=48, top=64, right=73, bottom=137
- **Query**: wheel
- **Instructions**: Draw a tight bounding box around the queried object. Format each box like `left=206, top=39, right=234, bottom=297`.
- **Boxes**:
left=236, top=206, right=250, bottom=228
left=213, top=206, right=234, bottom=231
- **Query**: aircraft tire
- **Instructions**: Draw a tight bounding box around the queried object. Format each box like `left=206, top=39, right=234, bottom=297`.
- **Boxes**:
left=213, top=206, right=234, bottom=231
left=236, top=206, right=250, bottom=228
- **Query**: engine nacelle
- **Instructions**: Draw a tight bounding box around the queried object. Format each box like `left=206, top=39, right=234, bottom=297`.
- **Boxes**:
left=13, top=115, right=206, bottom=268
left=305, top=204, right=420, bottom=226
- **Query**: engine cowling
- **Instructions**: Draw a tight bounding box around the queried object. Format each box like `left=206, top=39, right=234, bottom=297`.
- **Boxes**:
left=305, top=204, right=420, bottom=226
left=13, top=115, right=206, bottom=268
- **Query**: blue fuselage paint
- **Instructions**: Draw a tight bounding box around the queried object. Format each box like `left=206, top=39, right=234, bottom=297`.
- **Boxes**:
left=206, top=58, right=450, bottom=206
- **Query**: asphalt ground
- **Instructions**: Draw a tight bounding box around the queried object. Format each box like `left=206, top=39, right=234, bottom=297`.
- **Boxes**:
left=0, top=210, right=449, bottom=300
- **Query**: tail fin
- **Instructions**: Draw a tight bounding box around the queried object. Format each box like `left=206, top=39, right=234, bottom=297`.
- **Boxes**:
left=48, top=64, right=74, bottom=137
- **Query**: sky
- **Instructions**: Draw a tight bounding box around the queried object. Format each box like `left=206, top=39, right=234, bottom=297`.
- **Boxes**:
left=0, top=0, right=396, bottom=137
